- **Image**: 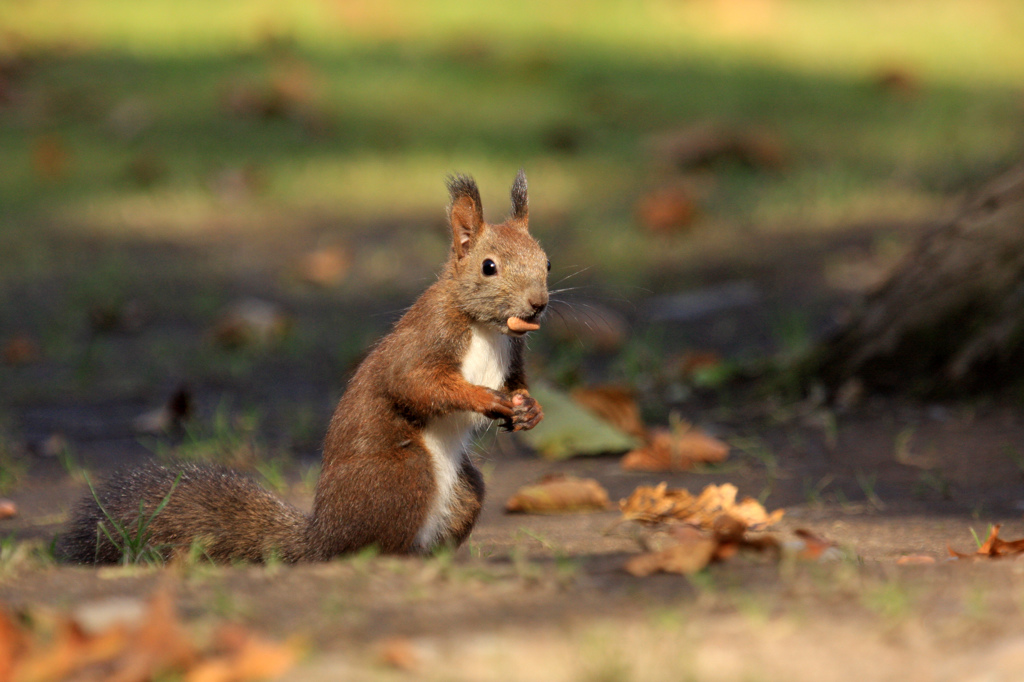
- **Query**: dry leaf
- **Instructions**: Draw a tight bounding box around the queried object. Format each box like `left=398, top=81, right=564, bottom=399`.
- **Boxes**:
left=670, top=350, right=722, bottom=378
left=32, top=134, right=70, bottom=181
left=0, top=500, right=16, bottom=520
left=221, top=61, right=317, bottom=122
left=872, top=66, right=919, bottom=96
left=0, top=608, right=26, bottom=682
left=2, top=335, right=39, bottom=365
left=505, top=474, right=610, bottom=514
left=789, top=528, right=841, bottom=561
left=376, top=636, right=421, bottom=672
left=621, top=425, right=729, bottom=472
left=619, top=482, right=783, bottom=531
left=624, top=527, right=718, bottom=576
left=7, top=589, right=297, bottom=682
left=211, top=299, right=291, bottom=348
left=950, top=524, right=1024, bottom=559
left=650, top=122, right=787, bottom=172
left=516, top=382, right=642, bottom=460
left=636, top=187, right=697, bottom=234
left=623, top=523, right=779, bottom=576
left=570, top=385, right=646, bottom=439
left=187, top=623, right=298, bottom=682
left=297, top=246, right=350, bottom=287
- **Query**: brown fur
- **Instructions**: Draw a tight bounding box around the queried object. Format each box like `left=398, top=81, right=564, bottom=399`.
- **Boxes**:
left=58, top=172, right=547, bottom=564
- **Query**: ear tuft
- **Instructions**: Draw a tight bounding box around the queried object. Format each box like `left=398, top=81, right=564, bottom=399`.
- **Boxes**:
left=446, top=173, right=484, bottom=259
left=510, top=169, right=528, bottom=222
left=446, top=174, right=482, bottom=211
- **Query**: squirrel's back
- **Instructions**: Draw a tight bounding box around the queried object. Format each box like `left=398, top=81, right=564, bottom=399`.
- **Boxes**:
left=57, top=462, right=309, bottom=564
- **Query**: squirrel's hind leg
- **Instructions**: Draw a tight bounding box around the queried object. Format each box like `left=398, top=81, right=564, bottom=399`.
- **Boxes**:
left=441, top=457, right=485, bottom=548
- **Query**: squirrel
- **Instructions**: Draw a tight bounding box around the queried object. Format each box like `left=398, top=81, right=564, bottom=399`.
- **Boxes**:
left=57, top=171, right=549, bottom=564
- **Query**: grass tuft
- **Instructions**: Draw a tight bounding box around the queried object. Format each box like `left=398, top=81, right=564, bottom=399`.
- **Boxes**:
left=87, top=471, right=181, bottom=565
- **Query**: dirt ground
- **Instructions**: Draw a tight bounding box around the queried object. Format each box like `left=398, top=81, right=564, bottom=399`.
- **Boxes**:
left=3, top=219, right=1024, bottom=682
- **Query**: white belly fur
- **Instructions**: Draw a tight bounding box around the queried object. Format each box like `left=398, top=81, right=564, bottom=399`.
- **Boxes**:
left=415, top=324, right=511, bottom=550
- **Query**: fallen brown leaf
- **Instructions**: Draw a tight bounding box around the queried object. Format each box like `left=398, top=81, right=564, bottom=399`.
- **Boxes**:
left=2, top=335, right=39, bottom=365
left=211, top=299, right=291, bottom=348
left=376, top=636, right=421, bottom=672
left=505, top=474, right=610, bottom=514
left=621, top=425, right=729, bottom=472
left=872, top=65, right=919, bottom=96
left=7, top=589, right=297, bottom=682
left=650, top=122, right=787, bottom=172
left=0, top=608, right=26, bottom=682
left=32, top=134, right=70, bottom=181
left=790, top=528, right=841, bottom=561
left=623, top=522, right=780, bottom=576
left=0, top=500, right=16, bottom=520
left=624, top=526, right=718, bottom=576
left=297, top=246, right=351, bottom=287
left=570, top=385, right=646, bottom=439
left=950, top=524, right=1024, bottom=559
left=187, top=623, right=298, bottom=682
left=670, top=350, right=722, bottom=378
left=619, top=482, right=783, bottom=531
left=636, top=187, right=697, bottom=233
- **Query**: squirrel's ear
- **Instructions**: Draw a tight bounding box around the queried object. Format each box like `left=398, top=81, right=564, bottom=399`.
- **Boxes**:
left=509, top=169, right=528, bottom=226
left=447, top=174, right=484, bottom=259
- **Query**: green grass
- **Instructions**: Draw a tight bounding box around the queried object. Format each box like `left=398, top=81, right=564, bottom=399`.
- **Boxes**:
left=150, top=401, right=265, bottom=469
left=1, top=0, right=1022, bottom=411
left=1, top=1, right=1021, bottom=268
left=86, top=470, right=181, bottom=565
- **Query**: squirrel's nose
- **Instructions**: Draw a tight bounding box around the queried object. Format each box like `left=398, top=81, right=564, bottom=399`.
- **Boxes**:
left=528, top=294, right=547, bottom=316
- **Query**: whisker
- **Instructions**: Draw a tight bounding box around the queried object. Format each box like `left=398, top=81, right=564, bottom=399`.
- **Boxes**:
left=551, top=265, right=594, bottom=287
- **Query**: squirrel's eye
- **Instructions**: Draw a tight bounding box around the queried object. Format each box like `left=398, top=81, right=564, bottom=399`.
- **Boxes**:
left=546, top=259, right=551, bottom=272
left=482, top=258, right=498, bottom=276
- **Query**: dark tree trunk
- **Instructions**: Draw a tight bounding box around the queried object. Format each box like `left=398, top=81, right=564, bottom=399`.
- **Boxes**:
left=808, top=164, right=1024, bottom=396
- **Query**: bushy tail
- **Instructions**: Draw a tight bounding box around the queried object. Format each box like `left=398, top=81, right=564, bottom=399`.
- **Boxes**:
left=57, top=461, right=310, bottom=564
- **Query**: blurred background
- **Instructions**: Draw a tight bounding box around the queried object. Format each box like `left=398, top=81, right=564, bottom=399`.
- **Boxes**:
left=1, top=0, right=1023, bottom=472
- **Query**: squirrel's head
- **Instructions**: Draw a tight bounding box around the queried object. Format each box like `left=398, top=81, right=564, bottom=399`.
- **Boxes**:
left=446, top=170, right=549, bottom=337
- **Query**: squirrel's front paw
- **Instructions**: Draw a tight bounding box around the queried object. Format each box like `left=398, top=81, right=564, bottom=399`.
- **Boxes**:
left=503, top=391, right=544, bottom=432
left=471, top=387, right=515, bottom=422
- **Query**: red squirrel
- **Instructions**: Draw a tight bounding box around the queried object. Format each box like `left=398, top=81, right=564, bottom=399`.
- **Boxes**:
left=58, top=171, right=548, bottom=563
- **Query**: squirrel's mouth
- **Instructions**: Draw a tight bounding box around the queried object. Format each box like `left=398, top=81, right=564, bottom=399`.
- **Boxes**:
left=506, top=315, right=540, bottom=335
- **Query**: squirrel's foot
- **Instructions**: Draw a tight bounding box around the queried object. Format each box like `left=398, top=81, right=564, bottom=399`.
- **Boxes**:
left=503, top=391, right=544, bottom=432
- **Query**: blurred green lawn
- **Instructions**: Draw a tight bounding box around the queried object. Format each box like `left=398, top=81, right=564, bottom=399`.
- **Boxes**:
left=3, top=1, right=1022, bottom=249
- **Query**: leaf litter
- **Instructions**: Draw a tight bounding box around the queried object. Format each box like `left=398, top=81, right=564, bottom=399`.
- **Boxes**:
left=621, top=424, right=730, bottom=472
left=505, top=474, right=610, bottom=514
left=554, top=383, right=731, bottom=471
left=1, top=588, right=300, bottom=682
left=949, top=524, right=1024, bottom=560
left=617, top=482, right=811, bottom=576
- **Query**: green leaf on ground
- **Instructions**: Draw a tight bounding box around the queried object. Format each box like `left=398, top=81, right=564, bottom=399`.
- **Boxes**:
left=517, top=382, right=642, bottom=460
